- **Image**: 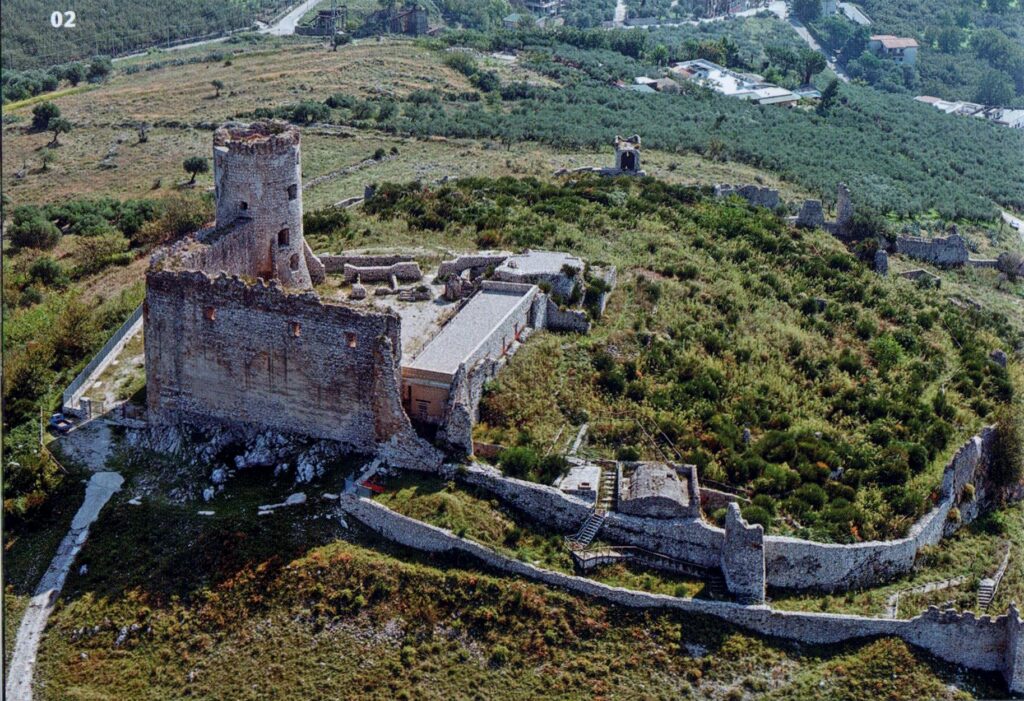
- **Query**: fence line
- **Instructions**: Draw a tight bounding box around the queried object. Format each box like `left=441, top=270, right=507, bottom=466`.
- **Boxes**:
left=61, top=305, right=143, bottom=416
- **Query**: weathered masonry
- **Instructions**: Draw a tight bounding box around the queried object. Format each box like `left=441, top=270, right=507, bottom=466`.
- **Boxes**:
left=144, top=122, right=606, bottom=461
left=402, top=281, right=538, bottom=424
left=145, top=122, right=417, bottom=453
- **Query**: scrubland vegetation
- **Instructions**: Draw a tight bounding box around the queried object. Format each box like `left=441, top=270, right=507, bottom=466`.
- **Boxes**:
left=346, top=175, right=1020, bottom=542
left=5, top=465, right=1002, bottom=700
left=1, top=192, right=211, bottom=519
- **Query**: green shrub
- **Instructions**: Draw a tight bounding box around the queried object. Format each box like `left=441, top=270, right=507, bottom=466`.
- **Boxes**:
left=28, top=257, right=67, bottom=286
left=9, top=215, right=61, bottom=249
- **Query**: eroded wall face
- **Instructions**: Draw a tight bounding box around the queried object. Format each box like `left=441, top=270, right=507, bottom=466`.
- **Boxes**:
left=145, top=270, right=405, bottom=451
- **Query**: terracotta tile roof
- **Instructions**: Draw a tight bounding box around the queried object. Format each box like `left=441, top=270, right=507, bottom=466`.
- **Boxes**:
left=871, top=35, right=919, bottom=49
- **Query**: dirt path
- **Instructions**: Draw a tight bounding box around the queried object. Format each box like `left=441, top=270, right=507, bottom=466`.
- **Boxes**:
left=5, top=472, right=123, bottom=701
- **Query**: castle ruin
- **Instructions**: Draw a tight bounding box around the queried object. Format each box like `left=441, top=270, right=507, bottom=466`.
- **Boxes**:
left=144, top=122, right=607, bottom=464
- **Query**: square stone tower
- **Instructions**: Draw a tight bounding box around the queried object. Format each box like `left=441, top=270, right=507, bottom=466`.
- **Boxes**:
left=213, top=122, right=313, bottom=289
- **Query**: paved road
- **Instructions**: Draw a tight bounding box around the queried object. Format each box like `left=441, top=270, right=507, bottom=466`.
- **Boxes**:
left=5, top=472, right=123, bottom=701
left=787, top=16, right=850, bottom=82
left=116, top=0, right=322, bottom=61
left=263, top=0, right=323, bottom=36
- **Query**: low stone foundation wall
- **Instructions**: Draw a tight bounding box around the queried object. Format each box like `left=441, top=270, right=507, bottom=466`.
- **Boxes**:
left=338, top=493, right=1024, bottom=694
left=343, top=261, right=422, bottom=283
left=320, top=254, right=413, bottom=274
left=895, top=234, right=969, bottom=267
left=437, top=253, right=510, bottom=279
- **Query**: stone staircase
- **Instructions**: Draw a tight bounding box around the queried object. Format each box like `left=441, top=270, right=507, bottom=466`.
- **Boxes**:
left=597, top=463, right=617, bottom=511
left=978, top=579, right=997, bottom=610
left=978, top=542, right=1011, bottom=612
left=572, top=510, right=607, bottom=547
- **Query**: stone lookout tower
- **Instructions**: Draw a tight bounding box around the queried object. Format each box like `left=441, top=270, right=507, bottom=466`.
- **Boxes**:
left=213, top=122, right=313, bottom=289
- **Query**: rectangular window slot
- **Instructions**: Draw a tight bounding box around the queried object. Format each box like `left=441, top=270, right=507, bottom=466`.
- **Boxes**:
left=346, top=332, right=357, bottom=348
left=290, top=322, right=301, bottom=337
left=287, top=184, right=298, bottom=200
left=204, top=306, right=216, bottom=321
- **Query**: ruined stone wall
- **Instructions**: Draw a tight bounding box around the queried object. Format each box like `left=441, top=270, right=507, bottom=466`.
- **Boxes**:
left=437, top=253, right=510, bottom=279
left=895, top=234, right=969, bottom=267
left=459, top=428, right=997, bottom=591
left=721, top=503, right=765, bottom=604
left=342, top=261, right=422, bottom=283
left=144, top=270, right=412, bottom=453
left=795, top=200, right=825, bottom=229
left=763, top=428, right=996, bottom=590
left=715, top=184, right=781, bottom=209
left=338, top=493, right=1024, bottom=695
left=320, top=254, right=413, bottom=273
left=454, top=462, right=593, bottom=530
left=544, top=298, right=591, bottom=334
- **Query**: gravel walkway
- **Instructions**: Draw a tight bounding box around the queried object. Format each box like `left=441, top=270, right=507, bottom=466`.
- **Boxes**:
left=5, top=472, right=123, bottom=701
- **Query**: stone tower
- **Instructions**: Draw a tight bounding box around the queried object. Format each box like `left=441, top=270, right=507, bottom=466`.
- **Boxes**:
left=614, top=134, right=643, bottom=175
left=213, top=121, right=313, bottom=289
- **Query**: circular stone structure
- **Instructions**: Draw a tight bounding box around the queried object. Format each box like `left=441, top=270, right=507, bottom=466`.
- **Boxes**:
left=213, top=121, right=311, bottom=288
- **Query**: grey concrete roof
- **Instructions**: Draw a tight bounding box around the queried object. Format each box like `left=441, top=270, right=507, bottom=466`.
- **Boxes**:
left=405, top=286, right=531, bottom=376
left=494, top=250, right=582, bottom=279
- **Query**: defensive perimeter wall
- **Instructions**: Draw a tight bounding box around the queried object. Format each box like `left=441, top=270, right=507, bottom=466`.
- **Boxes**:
left=338, top=493, right=1024, bottom=695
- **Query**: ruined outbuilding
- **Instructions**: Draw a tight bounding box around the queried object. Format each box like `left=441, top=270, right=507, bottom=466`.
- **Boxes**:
left=617, top=462, right=701, bottom=519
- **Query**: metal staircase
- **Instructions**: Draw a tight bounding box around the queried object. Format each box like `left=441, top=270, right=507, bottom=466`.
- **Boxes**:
left=572, top=510, right=607, bottom=547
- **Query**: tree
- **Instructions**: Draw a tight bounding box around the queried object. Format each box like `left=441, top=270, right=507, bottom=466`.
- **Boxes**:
left=991, top=403, right=1023, bottom=491
left=766, top=44, right=798, bottom=73
left=791, top=0, right=821, bottom=24
left=48, top=117, right=71, bottom=146
left=936, top=26, right=962, bottom=55
left=137, top=122, right=150, bottom=143
left=183, top=156, right=209, bottom=185
left=31, top=101, right=60, bottom=131
left=798, top=48, right=827, bottom=84
left=64, top=62, right=87, bottom=86
left=997, top=251, right=1022, bottom=282
left=87, top=56, right=113, bottom=83
left=817, top=78, right=839, bottom=115
left=40, top=149, right=56, bottom=171
left=211, top=79, right=225, bottom=97
left=28, top=257, right=67, bottom=286
left=975, top=69, right=1014, bottom=106
left=649, top=44, right=670, bottom=67
left=332, top=33, right=350, bottom=51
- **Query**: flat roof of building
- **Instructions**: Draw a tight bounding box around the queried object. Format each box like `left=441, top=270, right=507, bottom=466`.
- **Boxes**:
left=404, top=285, right=533, bottom=377
left=494, top=250, right=582, bottom=279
